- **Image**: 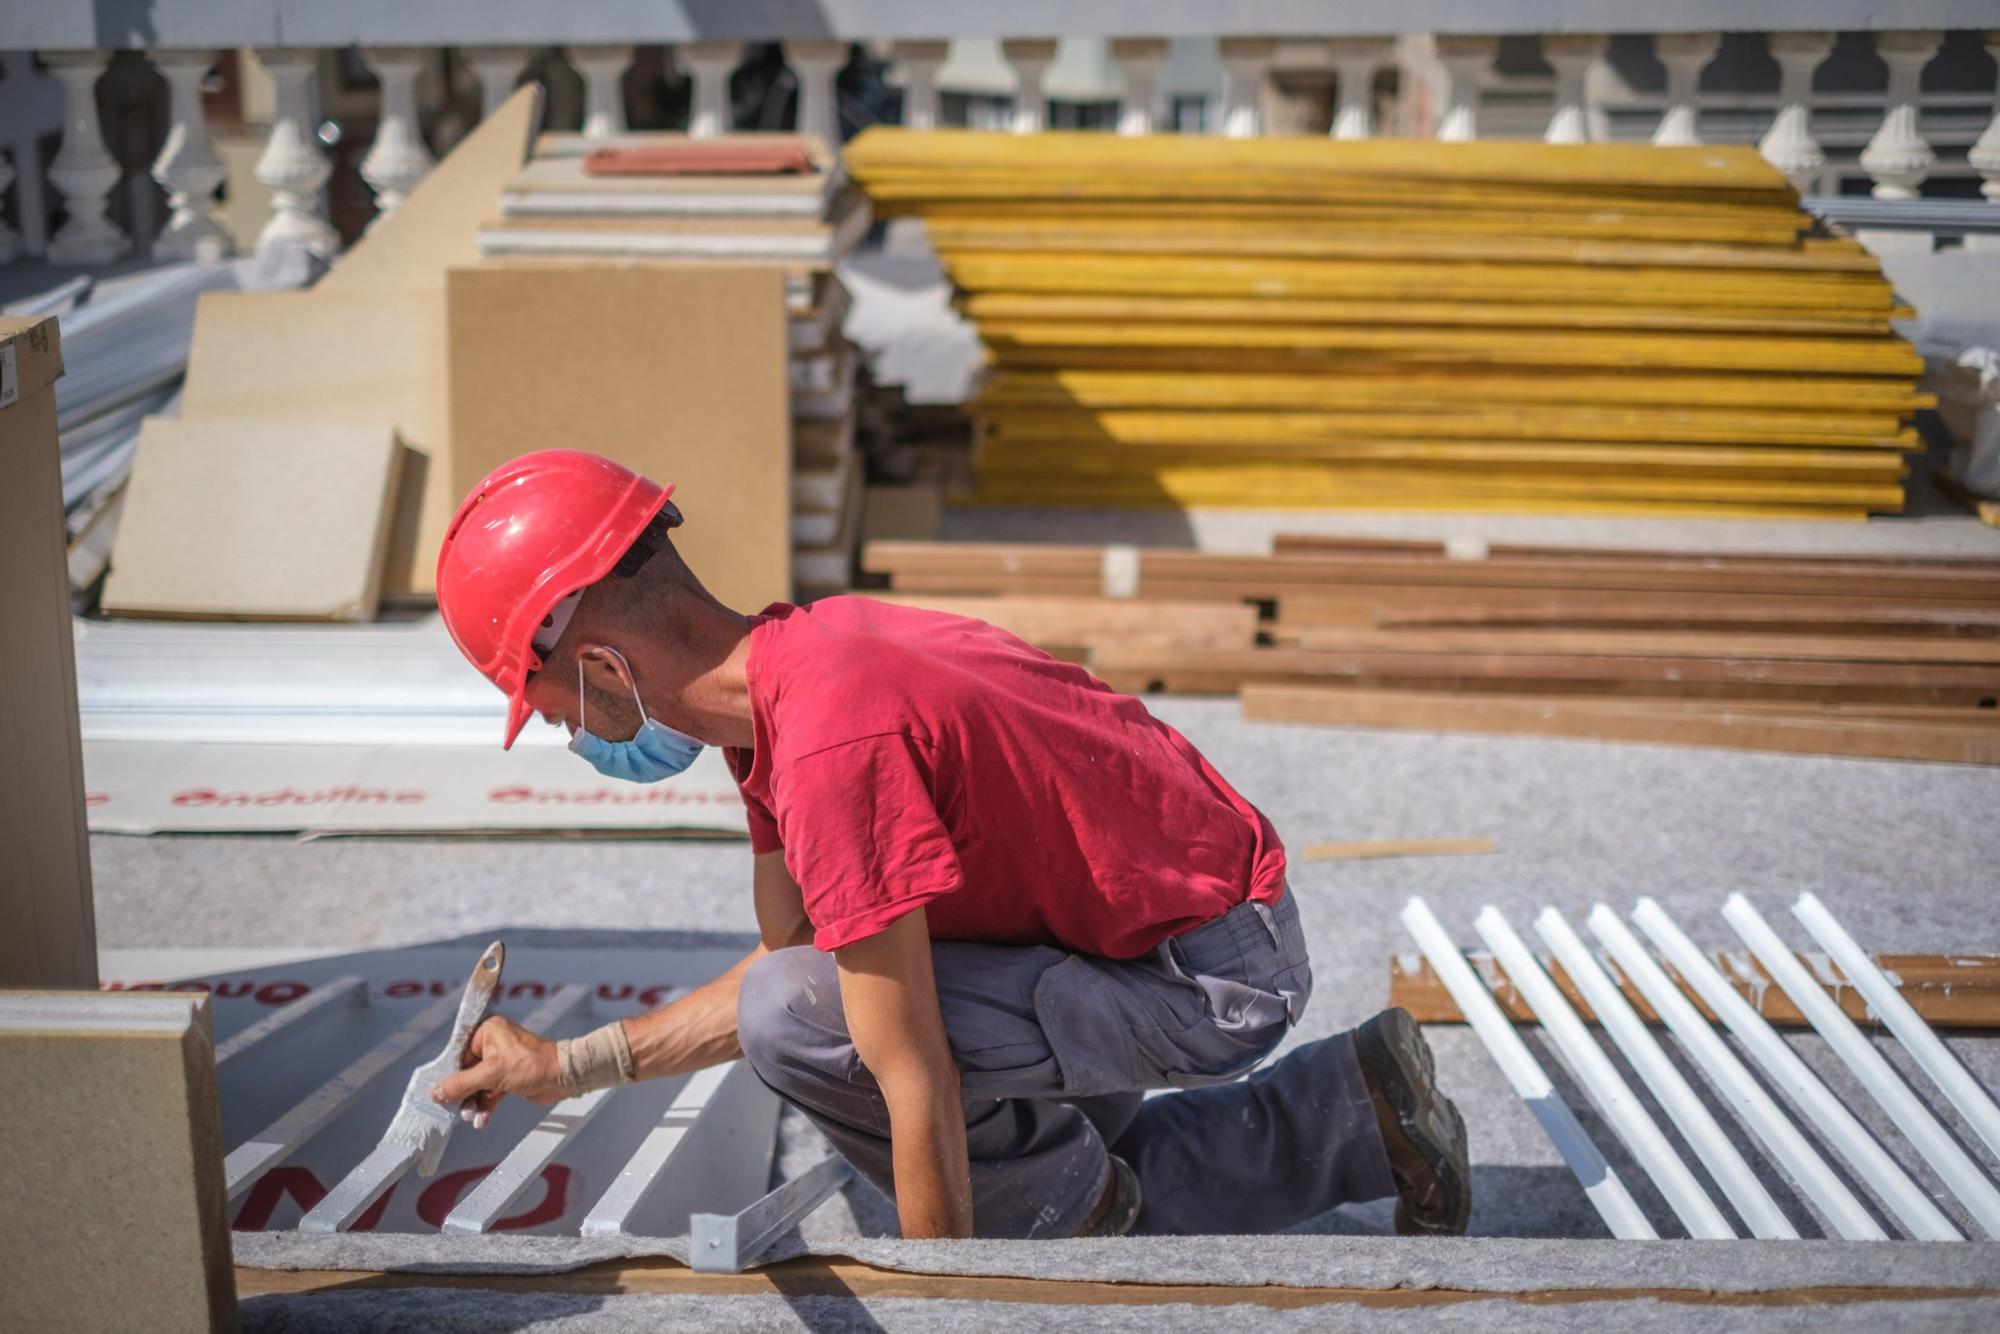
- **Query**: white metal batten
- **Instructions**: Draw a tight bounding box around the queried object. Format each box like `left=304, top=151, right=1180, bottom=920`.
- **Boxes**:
left=579, top=1061, right=740, bottom=1236
left=692, top=1154, right=855, bottom=1273
left=223, top=994, right=456, bottom=1202
left=298, top=984, right=596, bottom=1235
left=1534, top=909, right=1796, bottom=1240
left=1586, top=905, right=1884, bottom=1241
left=1792, top=892, right=2000, bottom=1165
left=214, top=974, right=367, bottom=1068
left=440, top=984, right=604, bottom=1235
left=1475, top=907, right=1731, bottom=1239
left=1722, top=894, right=1999, bottom=1239
left=1631, top=897, right=1959, bottom=1242
left=1400, top=898, right=1656, bottom=1239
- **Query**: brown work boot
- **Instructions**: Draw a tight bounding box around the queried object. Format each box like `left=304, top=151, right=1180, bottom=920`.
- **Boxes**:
left=1354, top=1007, right=1471, bottom=1236
left=1074, top=1154, right=1142, bottom=1237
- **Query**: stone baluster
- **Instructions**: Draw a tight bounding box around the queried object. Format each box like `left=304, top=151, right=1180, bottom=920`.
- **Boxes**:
left=1652, top=32, right=1719, bottom=146
left=1434, top=36, right=1496, bottom=142
left=43, top=51, right=129, bottom=266
left=1859, top=30, right=1942, bottom=200
left=1971, top=33, right=2000, bottom=203
left=357, top=48, right=435, bottom=227
left=784, top=40, right=848, bottom=143
left=1757, top=31, right=1834, bottom=192
left=1542, top=34, right=1605, bottom=144
left=569, top=44, right=632, bottom=139
left=0, top=143, right=16, bottom=264
left=1217, top=38, right=1276, bottom=138
left=1110, top=38, right=1168, bottom=136
left=682, top=41, right=742, bottom=138
left=148, top=50, right=234, bottom=260
left=464, top=46, right=533, bottom=120
left=891, top=40, right=947, bottom=130
left=1001, top=39, right=1056, bottom=134
left=252, top=49, right=339, bottom=260
left=1327, top=37, right=1390, bottom=140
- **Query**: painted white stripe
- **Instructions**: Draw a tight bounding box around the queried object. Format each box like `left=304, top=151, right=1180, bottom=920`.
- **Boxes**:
left=214, top=975, right=367, bottom=1067
left=297, top=1140, right=419, bottom=1233
left=1586, top=905, right=1883, bottom=1241
left=1477, top=907, right=1732, bottom=1238
left=580, top=1062, right=739, bottom=1237
left=1633, top=897, right=1958, bottom=1241
left=1400, top=897, right=1656, bottom=1239
left=1536, top=908, right=1795, bottom=1237
left=223, top=995, right=455, bottom=1202
left=1723, top=894, right=1997, bottom=1239
left=441, top=985, right=604, bottom=1235
left=1792, top=892, right=2000, bottom=1168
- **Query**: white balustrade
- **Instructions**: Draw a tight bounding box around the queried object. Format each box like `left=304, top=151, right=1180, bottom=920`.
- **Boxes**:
left=1757, top=31, right=1834, bottom=191
left=464, top=45, right=532, bottom=120
left=1542, top=33, right=1605, bottom=144
left=1651, top=31, right=1719, bottom=146
left=150, top=50, right=233, bottom=260
left=44, top=51, right=129, bottom=266
left=1001, top=39, right=1056, bottom=134
left=1965, top=31, right=2000, bottom=202
left=358, top=47, right=435, bottom=227
left=1110, top=37, right=1168, bottom=137
left=570, top=44, right=634, bottom=140
left=1434, top=35, right=1495, bottom=142
left=891, top=40, right=946, bottom=131
left=1217, top=37, right=1276, bottom=138
left=681, top=40, right=742, bottom=139
left=1860, top=29, right=1942, bottom=200
left=784, top=40, right=848, bottom=143
left=1328, top=37, right=1390, bottom=140
left=251, top=48, right=339, bottom=260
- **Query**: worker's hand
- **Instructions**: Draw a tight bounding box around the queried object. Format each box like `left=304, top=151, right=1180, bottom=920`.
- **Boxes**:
left=429, top=1015, right=564, bottom=1123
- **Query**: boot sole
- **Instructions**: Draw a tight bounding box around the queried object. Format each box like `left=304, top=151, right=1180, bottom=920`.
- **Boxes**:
left=1355, top=1007, right=1472, bottom=1236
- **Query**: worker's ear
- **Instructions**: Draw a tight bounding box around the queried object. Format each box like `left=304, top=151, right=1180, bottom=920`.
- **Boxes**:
left=574, top=644, right=637, bottom=699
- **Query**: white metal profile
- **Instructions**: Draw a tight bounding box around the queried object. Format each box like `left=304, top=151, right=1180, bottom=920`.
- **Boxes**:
left=1632, top=897, right=1960, bottom=1241
left=1473, top=907, right=1733, bottom=1238
left=1533, top=908, right=1796, bottom=1240
left=1401, top=897, right=1656, bottom=1239
left=1722, top=894, right=2000, bottom=1239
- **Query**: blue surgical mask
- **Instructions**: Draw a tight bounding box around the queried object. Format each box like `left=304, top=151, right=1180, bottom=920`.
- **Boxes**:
left=567, top=652, right=704, bottom=782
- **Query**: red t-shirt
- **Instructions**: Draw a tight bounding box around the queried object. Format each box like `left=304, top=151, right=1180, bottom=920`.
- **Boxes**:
left=724, top=597, right=1286, bottom=957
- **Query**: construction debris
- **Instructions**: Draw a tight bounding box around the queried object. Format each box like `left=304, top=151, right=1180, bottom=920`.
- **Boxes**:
left=844, top=130, right=1925, bottom=520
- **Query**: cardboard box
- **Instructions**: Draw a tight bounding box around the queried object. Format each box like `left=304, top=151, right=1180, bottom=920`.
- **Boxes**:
left=0, top=315, right=96, bottom=989
left=0, top=992, right=235, bottom=1332
left=448, top=264, right=792, bottom=613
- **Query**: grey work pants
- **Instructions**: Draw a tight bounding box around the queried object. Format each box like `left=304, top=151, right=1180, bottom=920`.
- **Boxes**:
left=735, top=891, right=1397, bottom=1238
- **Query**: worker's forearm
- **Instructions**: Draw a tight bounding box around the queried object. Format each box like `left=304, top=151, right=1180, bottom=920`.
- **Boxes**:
left=621, top=945, right=765, bottom=1081
left=883, top=1075, right=973, bottom=1239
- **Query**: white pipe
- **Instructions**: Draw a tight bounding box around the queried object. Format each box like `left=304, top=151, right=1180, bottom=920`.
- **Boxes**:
left=1535, top=909, right=1796, bottom=1239
left=1723, top=894, right=1997, bottom=1239
left=1586, top=905, right=1884, bottom=1240
left=1400, top=897, right=1656, bottom=1239
left=1476, top=907, right=1731, bottom=1238
left=1633, top=897, right=1959, bottom=1241
left=1792, top=891, right=2000, bottom=1166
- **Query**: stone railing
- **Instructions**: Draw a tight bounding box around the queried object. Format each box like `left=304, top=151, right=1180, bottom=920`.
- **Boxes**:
left=1, top=16, right=1997, bottom=270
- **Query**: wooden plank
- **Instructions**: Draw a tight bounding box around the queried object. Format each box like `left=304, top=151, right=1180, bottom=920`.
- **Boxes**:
left=1275, top=590, right=2000, bottom=638
left=1388, top=950, right=2000, bottom=1030
left=1299, top=838, right=1496, bottom=862
left=1291, top=628, right=2000, bottom=666
left=1239, top=683, right=2000, bottom=763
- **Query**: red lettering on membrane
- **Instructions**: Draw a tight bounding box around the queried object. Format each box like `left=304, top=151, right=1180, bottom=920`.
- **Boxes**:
left=232, top=1167, right=393, bottom=1231
left=415, top=1165, right=572, bottom=1230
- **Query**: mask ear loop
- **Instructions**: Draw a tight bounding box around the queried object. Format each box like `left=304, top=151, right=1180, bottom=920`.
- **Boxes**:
left=576, top=658, right=589, bottom=737
left=600, top=647, right=651, bottom=724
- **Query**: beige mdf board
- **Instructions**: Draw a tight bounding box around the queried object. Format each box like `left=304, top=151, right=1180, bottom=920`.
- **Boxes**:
left=0, top=316, right=96, bottom=990
left=0, top=992, right=235, bottom=1332
left=448, top=263, right=792, bottom=612
left=179, top=288, right=447, bottom=598
left=101, top=418, right=407, bottom=621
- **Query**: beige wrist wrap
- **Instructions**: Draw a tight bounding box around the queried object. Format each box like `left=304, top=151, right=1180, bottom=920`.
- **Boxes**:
left=556, top=1020, right=636, bottom=1097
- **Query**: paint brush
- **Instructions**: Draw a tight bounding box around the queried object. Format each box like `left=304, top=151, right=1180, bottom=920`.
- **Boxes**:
left=384, top=940, right=505, bottom=1177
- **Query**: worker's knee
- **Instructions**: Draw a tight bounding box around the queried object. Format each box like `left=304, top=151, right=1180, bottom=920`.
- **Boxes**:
left=737, top=946, right=841, bottom=1086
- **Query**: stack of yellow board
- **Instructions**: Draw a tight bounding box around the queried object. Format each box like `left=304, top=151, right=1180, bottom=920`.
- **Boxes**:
left=843, top=130, right=1928, bottom=520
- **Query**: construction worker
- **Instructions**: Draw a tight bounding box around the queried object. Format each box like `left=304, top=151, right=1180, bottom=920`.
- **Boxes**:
left=430, top=450, right=1469, bottom=1239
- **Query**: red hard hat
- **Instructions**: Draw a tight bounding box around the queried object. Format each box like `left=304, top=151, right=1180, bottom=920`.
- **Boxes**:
left=437, top=450, right=675, bottom=749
